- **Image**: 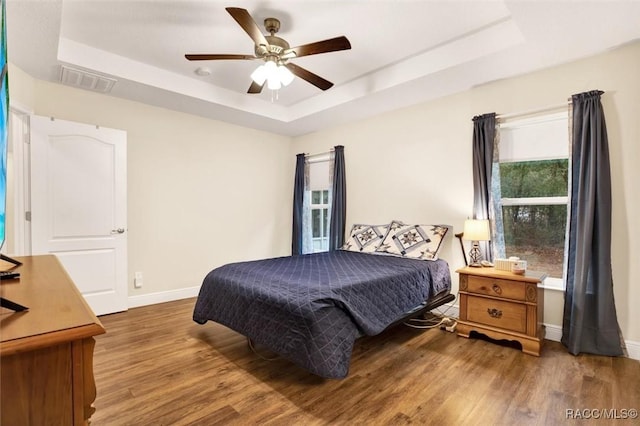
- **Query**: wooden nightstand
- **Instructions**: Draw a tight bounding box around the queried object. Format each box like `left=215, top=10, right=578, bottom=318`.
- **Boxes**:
left=456, top=266, right=547, bottom=356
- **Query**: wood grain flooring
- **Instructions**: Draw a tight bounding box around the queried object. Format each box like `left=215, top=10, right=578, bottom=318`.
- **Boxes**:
left=92, top=298, right=640, bottom=425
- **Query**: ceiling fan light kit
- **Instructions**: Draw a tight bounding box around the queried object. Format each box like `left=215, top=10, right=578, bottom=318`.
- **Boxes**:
left=185, top=7, right=351, bottom=95
left=251, top=59, right=295, bottom=90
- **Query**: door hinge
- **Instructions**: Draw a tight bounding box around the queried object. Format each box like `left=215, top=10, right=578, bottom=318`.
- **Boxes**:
left=25, top=211, right=31, bottom=222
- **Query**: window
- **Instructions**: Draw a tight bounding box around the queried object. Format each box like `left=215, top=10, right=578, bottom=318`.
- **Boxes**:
left=311, top=190, right=329, bottom=252
left=303, top=155, right=332, bottom=254
left=495, top=112, right=569, bottom=289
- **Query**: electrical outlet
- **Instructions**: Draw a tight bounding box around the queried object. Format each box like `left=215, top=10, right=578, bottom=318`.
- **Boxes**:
left=134, top=272, right=143, bottom=288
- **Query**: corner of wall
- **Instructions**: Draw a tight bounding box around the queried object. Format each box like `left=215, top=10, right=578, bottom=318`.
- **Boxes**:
left=8, top=62, right=36, bottom=111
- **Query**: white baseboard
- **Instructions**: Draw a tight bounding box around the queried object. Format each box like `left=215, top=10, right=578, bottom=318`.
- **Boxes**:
left=128, top=286, right=200, bottom=309
left=545, top=324, right=640, bottom=361
left=623, top=339, right=640, bottom=361
left=544, top=323, right=563, bottom=342
left=434, top=302, right=640, bottom=361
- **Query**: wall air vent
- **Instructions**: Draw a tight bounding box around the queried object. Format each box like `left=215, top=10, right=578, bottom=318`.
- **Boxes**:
left=59, top=65, right=117, bottom=93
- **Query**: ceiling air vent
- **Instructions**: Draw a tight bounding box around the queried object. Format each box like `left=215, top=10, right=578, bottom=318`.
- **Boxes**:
left=59, top=65, right=117, bottom=93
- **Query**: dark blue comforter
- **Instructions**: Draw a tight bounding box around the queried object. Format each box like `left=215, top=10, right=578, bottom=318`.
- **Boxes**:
left=193, top=250, right=451, bottom=378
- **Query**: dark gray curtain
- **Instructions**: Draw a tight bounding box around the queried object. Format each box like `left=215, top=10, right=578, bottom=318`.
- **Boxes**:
left=329, top=145, right=346, bottom=251
left=292, top=153, right=305, bottom=255
left=562, top=90, right=623, bottom=356
left=472, top=113, right=496, bottom=259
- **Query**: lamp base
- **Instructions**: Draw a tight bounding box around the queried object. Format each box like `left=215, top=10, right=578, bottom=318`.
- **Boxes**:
left=468, top=242, right=483, bottom=267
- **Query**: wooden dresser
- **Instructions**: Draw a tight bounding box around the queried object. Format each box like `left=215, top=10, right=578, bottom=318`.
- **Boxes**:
left=1, top=255, right=106, bottom=425
left=456, top=266, right=546, bottom=356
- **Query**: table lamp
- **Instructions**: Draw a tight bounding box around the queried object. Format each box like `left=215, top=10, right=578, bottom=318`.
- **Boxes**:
left=463, top=219, right=491, bottom=267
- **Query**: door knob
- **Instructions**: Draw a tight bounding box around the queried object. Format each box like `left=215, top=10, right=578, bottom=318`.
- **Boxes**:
left=111, top=228, right=125, bottom=234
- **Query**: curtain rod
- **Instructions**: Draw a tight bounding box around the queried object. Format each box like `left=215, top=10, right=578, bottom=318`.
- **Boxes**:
left=496, top=99, right=571, bottom=121
left=305, top=148, right=334, bottom=158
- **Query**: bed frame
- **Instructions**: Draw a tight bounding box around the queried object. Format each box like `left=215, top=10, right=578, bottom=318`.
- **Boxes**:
left=385, top=291, right=456, bottom=330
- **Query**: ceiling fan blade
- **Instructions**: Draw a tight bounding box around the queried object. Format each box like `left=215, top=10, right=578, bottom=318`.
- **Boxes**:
left=285, top=63, right=333, bottom=91
left=185, top=54, right=256, bottom=61
left=282, top=36, right=351, bottom=59
left=247, top=81, right=264, bottom=94
left=225, top=7, right=269, bottom=48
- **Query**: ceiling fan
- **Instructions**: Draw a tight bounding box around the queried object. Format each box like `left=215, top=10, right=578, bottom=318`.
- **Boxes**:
left=185, top=7, right=351, bottom=94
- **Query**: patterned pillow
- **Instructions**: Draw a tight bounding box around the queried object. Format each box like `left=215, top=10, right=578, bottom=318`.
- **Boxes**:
left=342, top=223, right=390, bottom=253
left=376, top=221, right=448, bottom=260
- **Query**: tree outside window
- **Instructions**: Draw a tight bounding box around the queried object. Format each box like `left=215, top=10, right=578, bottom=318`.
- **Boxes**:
left=499, top=159, right=568, bottom=278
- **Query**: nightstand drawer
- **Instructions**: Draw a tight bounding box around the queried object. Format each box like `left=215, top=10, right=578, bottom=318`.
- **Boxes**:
left=466, top=295, right=527, bottom=334
left=467, top=275, right=526, bottom=301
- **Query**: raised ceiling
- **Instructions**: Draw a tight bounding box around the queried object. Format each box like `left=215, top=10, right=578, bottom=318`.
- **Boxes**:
left=6, top=1, right=640, bottom=136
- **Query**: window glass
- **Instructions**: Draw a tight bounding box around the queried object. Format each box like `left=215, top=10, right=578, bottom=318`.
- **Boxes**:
left=312, top=209, right=321, bottom=238
left=502, top=204, right=566, bottom=278
left=500, top=160, right=568, bottom=198
left=322, top=208, right=328, bottom=237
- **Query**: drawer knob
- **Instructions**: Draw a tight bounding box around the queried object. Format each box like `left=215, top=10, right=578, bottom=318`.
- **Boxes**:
left=492, top=284, right=502, bottom=295
left=487, top=308, right=503, bottom=319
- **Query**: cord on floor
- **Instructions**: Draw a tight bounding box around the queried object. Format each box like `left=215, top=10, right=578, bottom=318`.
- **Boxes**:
left=247, top=337, right=279, bottom=361
left=403, top=302, right=458, bottom=332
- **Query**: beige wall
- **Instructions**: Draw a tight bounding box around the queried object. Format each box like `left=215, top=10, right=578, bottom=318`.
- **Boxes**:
left=7, top=64, right=35, bottom=109
left=8, top=67, right=293, bottom=295
left=292, top=41, right=640, bottom=342
left=8, top=40, right=639, bottom=343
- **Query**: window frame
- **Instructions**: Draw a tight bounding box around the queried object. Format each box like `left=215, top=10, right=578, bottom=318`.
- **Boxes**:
left=496, top=111, right=570, bottom=291
left=310, top=189, right=330, bottom=253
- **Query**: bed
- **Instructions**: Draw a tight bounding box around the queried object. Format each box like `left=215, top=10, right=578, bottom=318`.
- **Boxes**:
left=192, top=222, right=453, bottom=379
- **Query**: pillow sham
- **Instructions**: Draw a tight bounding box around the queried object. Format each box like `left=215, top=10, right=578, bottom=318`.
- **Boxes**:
left=376, top=221, right=448, bottom=260
left=342, top=223, right=390, bottom=253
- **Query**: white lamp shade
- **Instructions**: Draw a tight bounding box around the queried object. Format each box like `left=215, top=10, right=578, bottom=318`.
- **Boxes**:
left=264, top=60, right=277, bottom=77
left=250, top=64, right=267, bottom=85
left=278, top=65, right=294, bottom=86
left=463, top=219, right=491, bottom=241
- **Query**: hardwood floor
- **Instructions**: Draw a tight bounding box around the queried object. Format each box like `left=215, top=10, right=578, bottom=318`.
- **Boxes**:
left=92, top=298, right=640, bottom=425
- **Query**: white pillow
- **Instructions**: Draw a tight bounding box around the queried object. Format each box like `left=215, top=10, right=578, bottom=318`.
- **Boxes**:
left=342, top=223, right=391, bottom=253
left=376, top=221, right=448, bottom=260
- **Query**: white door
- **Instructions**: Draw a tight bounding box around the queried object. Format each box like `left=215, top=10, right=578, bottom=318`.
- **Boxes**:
left=30, top=116, right=127, bottom=315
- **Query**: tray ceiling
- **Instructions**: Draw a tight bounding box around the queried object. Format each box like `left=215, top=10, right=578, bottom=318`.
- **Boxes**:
left=6, top=1, right=640, bottom=136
